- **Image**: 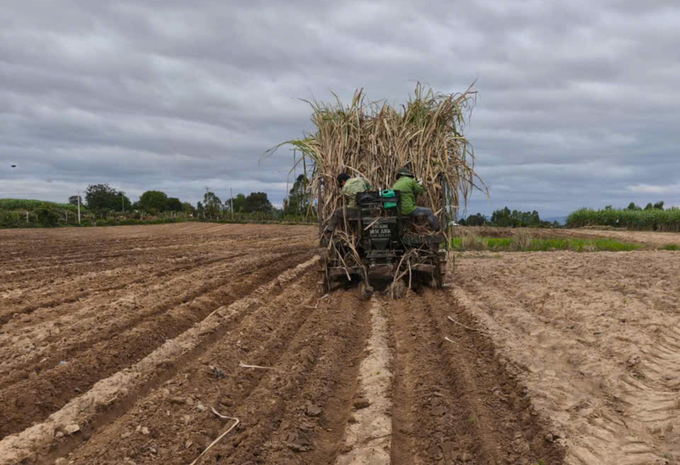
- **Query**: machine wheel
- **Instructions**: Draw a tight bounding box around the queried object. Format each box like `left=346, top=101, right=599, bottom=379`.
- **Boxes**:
left=430, top=255, right=444, bottom=289
left=391, top=279, right=408, bottom=299
left=317, top=251, right=331, bottom=296
left=358, top=280, right=374, bottom=300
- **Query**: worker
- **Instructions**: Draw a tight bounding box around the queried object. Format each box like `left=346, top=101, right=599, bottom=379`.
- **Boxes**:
left=323, top=173, right=371, bottom=237
left=392, top=168, right=440, bottom=231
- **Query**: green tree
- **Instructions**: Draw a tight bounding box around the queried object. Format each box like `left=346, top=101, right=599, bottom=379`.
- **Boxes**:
left=464, top=213, right=487, bottom=226
left=139, top=190, right=168, bottom=212
left=85, top=184, right=127, bottom=212
left=654, top=201, right=665, bottom=210
left=644, top=202, right=654, bottom=210
left=68, top=195, right=82, bottom=206
left=203, top=188, right=222, bottom=218
left=243, top=192, right=272, bottom=213
left=627, top=202, right=641, bottom=211
left=491, top=207, right=543, bottom=228
left=36, top=207, right=60, bottom=227
left=166, top=197, right=182, bottom=212
left=284, top=175, right=310, bottom=216
left=182, top=202, right=196, bottom=215
left=224, top=193, right=246, bottom=213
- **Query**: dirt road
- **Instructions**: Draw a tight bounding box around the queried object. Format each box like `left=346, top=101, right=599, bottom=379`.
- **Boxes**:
left=4, top=223, right=674, bottom=464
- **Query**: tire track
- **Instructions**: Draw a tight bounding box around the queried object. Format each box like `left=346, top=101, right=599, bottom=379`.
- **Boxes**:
left=390, top=288, right=564, bottom=465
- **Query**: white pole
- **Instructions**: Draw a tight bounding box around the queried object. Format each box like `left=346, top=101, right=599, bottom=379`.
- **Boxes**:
left=121, top=193, right=125, bottom=213
left=230, top=187, right=233, bottom=221
left=77, top=193, right=81, bottom=224
left=26, top=210, right=29, bottom=223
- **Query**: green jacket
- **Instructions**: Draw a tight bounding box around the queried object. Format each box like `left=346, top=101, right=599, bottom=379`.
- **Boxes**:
left=392, top=176, right=424, bottom=215
left=342, top=177, right=371, bottom=208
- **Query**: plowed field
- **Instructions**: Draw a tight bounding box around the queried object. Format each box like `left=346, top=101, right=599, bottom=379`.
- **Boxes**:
left=1, top=223, right=677, bottom=464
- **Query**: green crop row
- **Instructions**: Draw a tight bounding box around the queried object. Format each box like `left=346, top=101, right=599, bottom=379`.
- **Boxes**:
left=567, top=208, right=680, bottom=231
left=450, top=236, right=643, bottom=252
left=0, top=199, right=80, bottom=212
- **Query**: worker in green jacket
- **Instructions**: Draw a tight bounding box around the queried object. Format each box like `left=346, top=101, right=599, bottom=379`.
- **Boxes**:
left=392, top=168, right=440, bottom=231
left=324, top=173, right=371, bottom=237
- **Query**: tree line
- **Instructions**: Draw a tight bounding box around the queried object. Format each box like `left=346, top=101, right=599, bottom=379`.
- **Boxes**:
left=68, top=179, right=314, bottom=220
left=458, top=207, right=559, bottom=228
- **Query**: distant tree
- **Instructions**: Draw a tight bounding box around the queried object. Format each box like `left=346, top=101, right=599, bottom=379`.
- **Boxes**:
left=203, top=188, right=222, bottom=218
left=243, top=192, right=272, bottom=213
left=464, top=213, right=488, bottom=226
left=653, top=201, right=665, bottom=210
left=36, top=207, right=60, bottom=227
left=68, top=195, right=82, bottom=206
left=139, top=190, right=168, bottom=212
left=166, top=197, right=182, bottom=212
left=233, top=193, right=246, bottom=212
left=224, top=193, right=246, bottom=213
left=196, top=201, right=205, bottom=218
left=284, top=175, right=310, bottom=216
left=181, top=202, right=196, bottom=215
left=85, top=184, right=126, bottom=212
left=604, top=205, right=613, bottom=210
left=644, top=202, right=654, bottom=211
left=627, top=202, right=641, bottom=211
left=491, top=207, right=542, bottom=228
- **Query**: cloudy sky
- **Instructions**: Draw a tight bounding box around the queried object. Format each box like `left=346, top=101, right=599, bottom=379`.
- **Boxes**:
left=1, top=0, right=679, bottom=217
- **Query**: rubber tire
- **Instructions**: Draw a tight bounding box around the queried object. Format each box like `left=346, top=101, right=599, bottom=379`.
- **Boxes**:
left=358, top=280, right=373, bottom=300
left=391, top=279, right=408, bottom=299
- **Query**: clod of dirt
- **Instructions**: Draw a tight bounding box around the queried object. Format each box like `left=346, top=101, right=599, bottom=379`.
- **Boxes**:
left=353, top=398, right=370, bottom=409
left=140, top=426, right=150, bottom=435
left=121, top=431, right=132, bottom=439
left=305, top=403, right=322, bottom=417
left=64, top=424, right=80, bottom=435
left=55, top=459, right=67, bottom=465
left=287, top=442, right=311, bottom=453
left=196, top=403, right=206, bottom=412
left=285, top=430, right=312, bottom=452
left=168, top=397, right=185, bottom=405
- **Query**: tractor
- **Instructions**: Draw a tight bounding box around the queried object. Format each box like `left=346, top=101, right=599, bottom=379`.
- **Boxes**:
left=318, top=189, right=447, bottom=298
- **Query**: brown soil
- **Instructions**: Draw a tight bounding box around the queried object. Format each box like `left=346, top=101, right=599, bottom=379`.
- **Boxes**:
left=389, top=288, right=563, bottom=465
left=454, top=226, right=680, bottom=246
left=0, top=223, right=618, bottom=465
left=454, top=250, right=680, bottom=464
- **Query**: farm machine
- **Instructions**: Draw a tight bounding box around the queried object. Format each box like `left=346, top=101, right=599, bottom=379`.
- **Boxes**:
left=318, top=189, right=447, bottom=298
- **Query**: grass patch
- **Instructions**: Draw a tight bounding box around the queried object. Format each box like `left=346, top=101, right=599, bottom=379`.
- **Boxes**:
left=663, top=244, right=680, bottom=251
left=450, top=236, right=643, bottom=252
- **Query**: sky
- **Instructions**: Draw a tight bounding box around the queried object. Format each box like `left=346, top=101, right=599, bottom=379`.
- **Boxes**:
left=1, top=0, right=679, bottom=217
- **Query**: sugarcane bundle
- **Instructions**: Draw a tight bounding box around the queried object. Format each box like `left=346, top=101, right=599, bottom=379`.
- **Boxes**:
left=270, top=83, right=486, bottom=232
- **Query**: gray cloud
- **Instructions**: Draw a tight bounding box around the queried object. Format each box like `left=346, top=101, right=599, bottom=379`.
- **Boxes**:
left=1, top=0, right=679, bottom=215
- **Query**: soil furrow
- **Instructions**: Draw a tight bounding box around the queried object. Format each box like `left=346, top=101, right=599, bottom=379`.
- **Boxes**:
left=0, top=254, right=319, bottom=465
left=390, top=288, right=565, bottom=465
left=0, top=249, right=292, bottom=384
left=0, top=249, right=313, bottom=439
